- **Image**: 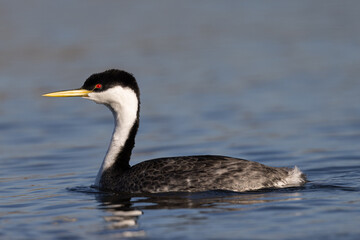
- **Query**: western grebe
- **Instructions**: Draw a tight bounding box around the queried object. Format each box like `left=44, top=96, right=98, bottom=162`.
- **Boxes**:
left=43, top=69, right=306, bottom=193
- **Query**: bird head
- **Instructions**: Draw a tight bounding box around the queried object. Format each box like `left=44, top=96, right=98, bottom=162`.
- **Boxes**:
left=43, top=69, right=140, bottom=111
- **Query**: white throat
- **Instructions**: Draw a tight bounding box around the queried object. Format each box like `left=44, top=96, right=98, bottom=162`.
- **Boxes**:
left=86, top=86, right=139, bottom=187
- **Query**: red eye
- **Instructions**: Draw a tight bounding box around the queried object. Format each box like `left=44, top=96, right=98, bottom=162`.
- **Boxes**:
left=95, top=84, right=102, bottom=89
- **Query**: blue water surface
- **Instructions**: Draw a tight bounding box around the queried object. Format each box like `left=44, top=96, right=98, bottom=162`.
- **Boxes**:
left=0, top=1, right=360, bottom=239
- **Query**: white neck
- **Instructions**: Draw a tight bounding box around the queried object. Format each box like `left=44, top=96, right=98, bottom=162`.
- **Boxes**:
left=86, top=86, right=139, bottom=187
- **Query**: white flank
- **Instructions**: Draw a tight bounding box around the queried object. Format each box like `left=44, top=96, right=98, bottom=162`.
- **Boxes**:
left=284, top=166, right=306, bottom=187
left=274, top=166, right=306, bottom=188
left=84, top=86, right=138, bottom=187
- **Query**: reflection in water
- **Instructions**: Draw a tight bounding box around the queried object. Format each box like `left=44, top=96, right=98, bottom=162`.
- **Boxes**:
left=96, top=193, right=145, bottom=237
left=94, top=189, right=304, bottom=237
left=131, top=191, right=303, bottom=210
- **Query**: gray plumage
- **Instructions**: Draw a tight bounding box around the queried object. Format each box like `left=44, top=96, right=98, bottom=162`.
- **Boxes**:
left=99, top=155, right=306, bottom=193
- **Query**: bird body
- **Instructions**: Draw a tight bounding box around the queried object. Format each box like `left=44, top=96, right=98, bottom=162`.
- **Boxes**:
left=43, top=69, right=306, bottom=193
left=100, top=155, right=305, bottom=193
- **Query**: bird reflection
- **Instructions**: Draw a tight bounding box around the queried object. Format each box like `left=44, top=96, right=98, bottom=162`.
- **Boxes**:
left=95, top=189, right=303, bottom=234
left=130, top=190, right=303, bottom=211
left=96, top=193, right=141, bottom=228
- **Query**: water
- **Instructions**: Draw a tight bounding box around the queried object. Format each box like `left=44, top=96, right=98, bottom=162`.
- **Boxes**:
left=1, top=1, right=360, bottom=239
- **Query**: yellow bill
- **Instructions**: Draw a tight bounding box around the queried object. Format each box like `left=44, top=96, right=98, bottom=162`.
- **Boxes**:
left=42, top=89, right=92, bottom=97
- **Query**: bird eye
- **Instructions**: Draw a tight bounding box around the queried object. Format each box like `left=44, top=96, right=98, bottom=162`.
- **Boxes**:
left=95, top=84, right=102, bottom=89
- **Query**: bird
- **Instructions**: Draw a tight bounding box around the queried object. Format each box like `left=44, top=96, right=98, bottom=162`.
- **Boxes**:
left=43, top=69, right=307, bottom=193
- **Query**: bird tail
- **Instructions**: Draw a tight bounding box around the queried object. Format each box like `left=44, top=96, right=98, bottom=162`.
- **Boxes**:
left=284, top=166, right=307, bottom=187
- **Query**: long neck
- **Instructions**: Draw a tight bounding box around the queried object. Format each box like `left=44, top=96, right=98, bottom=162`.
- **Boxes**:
left=95, top=101, right=139, bottom=188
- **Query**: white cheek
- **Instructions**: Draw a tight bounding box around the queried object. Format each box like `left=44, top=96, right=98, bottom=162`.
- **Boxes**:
left=86, top=87, right=138, bottom=108
left=86, top=92, right=108, bottom=104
